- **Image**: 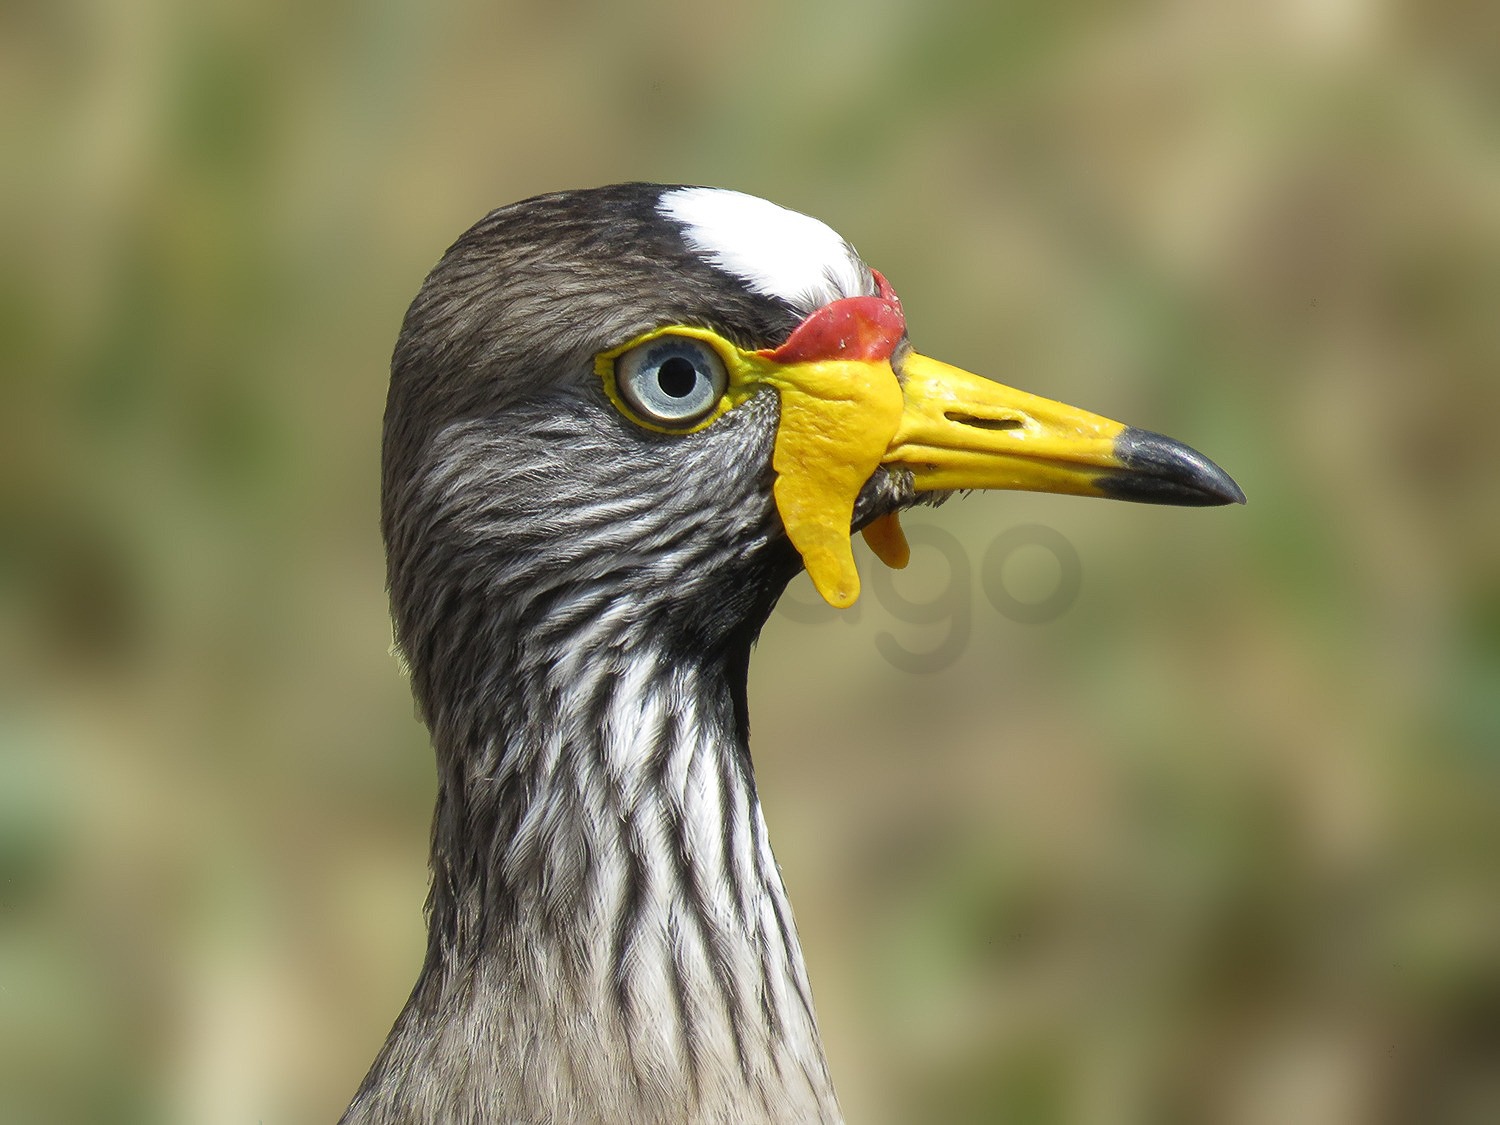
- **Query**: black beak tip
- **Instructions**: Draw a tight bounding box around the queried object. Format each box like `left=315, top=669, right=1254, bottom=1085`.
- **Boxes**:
left=1098, top=427, right=1247, bottom=507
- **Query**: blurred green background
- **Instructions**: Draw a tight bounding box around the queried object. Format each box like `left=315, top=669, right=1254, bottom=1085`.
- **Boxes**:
left=3, top=1, right=1498, bottom=1122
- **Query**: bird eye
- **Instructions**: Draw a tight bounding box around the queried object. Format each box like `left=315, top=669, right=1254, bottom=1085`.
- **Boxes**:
left=614, top=336, right=729, bottom=428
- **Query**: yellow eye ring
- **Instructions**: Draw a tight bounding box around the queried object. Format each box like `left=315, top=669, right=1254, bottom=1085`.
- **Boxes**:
left=596, top=326, right=770, bottom=434
left=613, top=335, right=728, bottom=427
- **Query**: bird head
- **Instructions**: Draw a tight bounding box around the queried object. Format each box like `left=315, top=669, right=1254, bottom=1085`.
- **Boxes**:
left=382, top=183, right=1242, bottom=698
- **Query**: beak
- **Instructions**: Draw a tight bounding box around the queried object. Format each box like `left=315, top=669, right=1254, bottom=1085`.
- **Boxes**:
left=884, top=352, right=1245, bottom=507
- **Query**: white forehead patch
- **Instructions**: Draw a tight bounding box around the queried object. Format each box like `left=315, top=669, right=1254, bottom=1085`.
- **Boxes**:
left=658, top=186, right=873, bottom=314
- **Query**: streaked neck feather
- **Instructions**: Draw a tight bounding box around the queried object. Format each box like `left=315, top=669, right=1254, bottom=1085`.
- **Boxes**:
left=342, top=627, right=842, bottom=1125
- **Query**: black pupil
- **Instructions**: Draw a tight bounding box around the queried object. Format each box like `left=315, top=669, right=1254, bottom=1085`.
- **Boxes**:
left=656, top=356, right=699, bottom=399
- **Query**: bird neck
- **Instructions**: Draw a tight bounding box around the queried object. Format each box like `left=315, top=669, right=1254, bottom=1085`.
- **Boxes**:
left=346, top=623, right=843, bottom=1125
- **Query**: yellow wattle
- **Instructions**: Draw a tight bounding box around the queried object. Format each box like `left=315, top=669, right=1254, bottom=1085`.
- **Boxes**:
left=861, top=511, right=910, bottom=570
left=761, top=359, right=905, bottom=608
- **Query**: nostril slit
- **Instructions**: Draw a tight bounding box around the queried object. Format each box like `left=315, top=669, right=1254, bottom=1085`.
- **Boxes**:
left=945, top=411, right=1024, bottom=432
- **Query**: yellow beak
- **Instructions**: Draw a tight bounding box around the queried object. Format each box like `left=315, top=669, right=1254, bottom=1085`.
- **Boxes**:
left=886, top=351, right=1245, bottom=506
left=759, top=345, right=1242, bottom=608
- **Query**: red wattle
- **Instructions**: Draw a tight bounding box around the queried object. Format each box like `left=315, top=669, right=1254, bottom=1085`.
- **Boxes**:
left=762, top=292, right=906, bottom=364
left=871, top=269, right=902, bottom=309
